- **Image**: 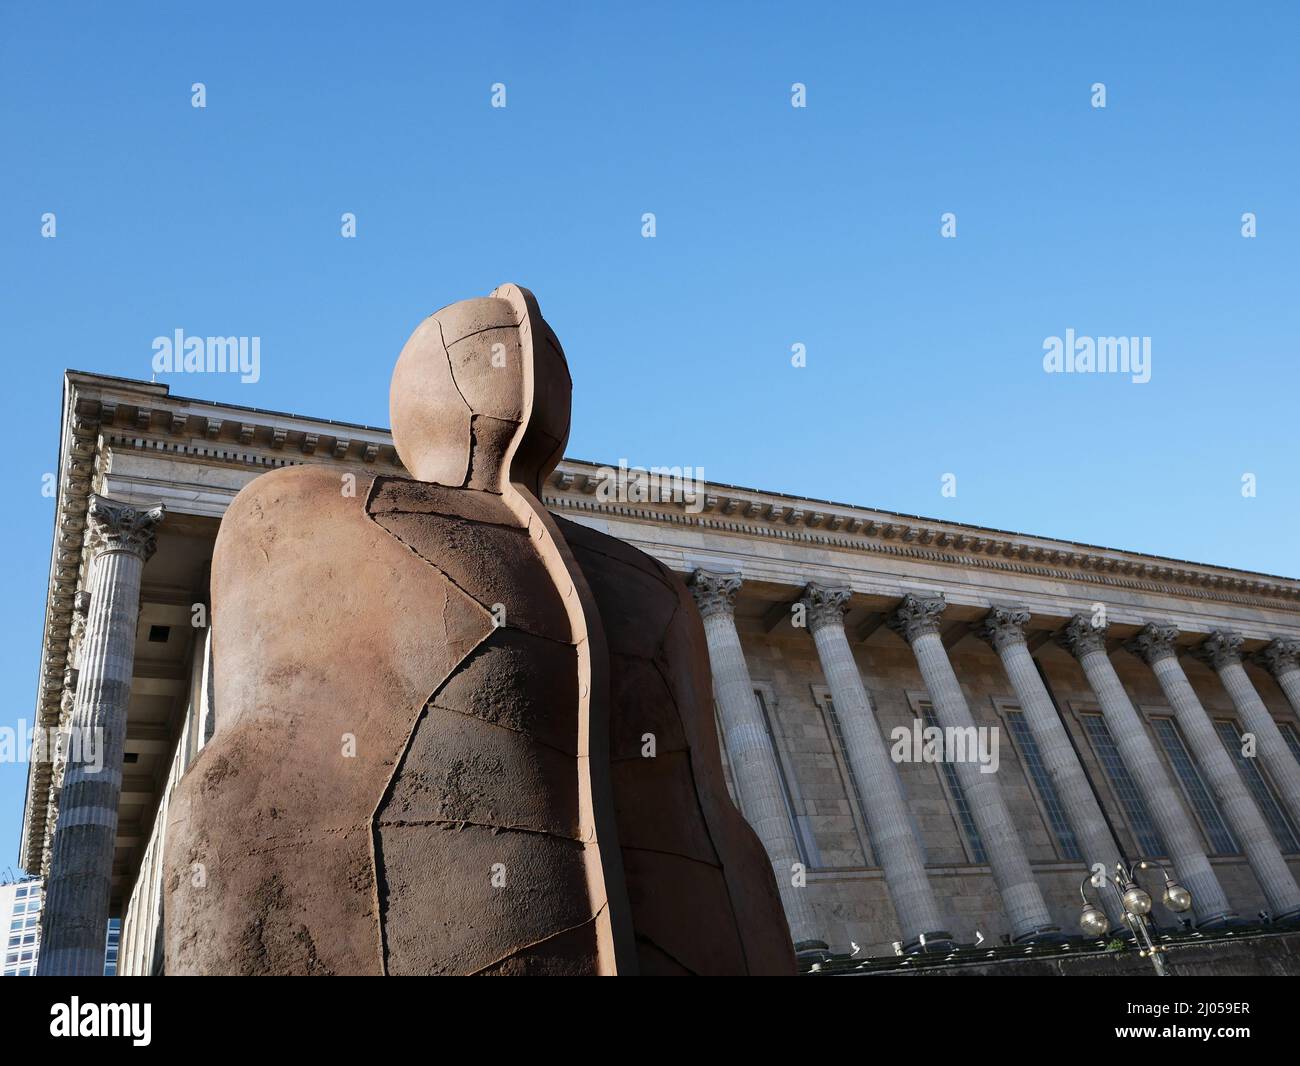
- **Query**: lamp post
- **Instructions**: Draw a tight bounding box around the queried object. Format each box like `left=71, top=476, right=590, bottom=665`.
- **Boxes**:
left=1078, top=859, right=1193, bottom=977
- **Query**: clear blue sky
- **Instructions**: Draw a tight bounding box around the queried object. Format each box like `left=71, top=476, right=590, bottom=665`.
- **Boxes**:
left=2, top=2, right=1297, bottom=868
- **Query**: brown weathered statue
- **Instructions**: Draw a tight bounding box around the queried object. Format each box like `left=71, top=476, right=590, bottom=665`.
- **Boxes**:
left=162, top=284, right=796, bottom=975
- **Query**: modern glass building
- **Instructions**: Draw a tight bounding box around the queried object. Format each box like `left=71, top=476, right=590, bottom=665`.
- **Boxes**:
left=1, top=877, right=119, bottom=976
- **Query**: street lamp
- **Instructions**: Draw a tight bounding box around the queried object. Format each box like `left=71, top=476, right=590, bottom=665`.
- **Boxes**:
left=1078, top=859, right=1192, bottom=976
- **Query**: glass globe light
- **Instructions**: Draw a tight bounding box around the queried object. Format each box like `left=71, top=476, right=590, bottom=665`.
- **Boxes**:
left=1079, top=903, right=1109, bottom=938
left=1163, top=881, right=1192, bottom=913
left=1122, top=884, right=1153, bottom=916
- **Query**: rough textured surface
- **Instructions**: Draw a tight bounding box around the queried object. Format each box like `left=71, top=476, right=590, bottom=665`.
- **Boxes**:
left=563, top=518, right=794, bottom=974
left=162, top=284, right=795, bottom=975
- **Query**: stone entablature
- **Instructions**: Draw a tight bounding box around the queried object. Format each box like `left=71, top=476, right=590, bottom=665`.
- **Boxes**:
left=21, top=370, right=1300, bottom=873
left=549, top=487, right=1300, bottom=610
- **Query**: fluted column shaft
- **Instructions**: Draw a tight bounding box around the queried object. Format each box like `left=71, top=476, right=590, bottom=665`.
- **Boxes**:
left=39, top=497, right=163, bottom=976
left=800, top=585, right=949, bottom=949
left=1128, top=625, right=1300, bottom=919
left=890, top=595, right=1056, bottom=941
left=975, top=608, right=1125, bottom=924
left=1060, top=616, right=1234, bottom=927
left=1199, top=632, right=1300, bottom=833
left=688, top=570, right=821, bottom=949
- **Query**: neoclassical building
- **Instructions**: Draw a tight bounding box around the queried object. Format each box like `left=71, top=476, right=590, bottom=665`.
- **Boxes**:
left=23, top=370, right=1300, bottom=973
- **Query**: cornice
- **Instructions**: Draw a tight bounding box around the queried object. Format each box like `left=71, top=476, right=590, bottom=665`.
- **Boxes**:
left=95, top=403, right=401, bottom=468
left=22, top=396, right=100, bottom=870
left=543, top=488, right=1300, bottom=614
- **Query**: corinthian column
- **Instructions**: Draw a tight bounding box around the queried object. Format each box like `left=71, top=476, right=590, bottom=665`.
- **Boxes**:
left=1253, top=639, right=1300, bottom=724
left=688, top=570, right=822, bottom=951
left=798, top=584, right=950, bottom=951
left=1195, top=631, right=1300, bottom=832
left=1126, top=624, right=1300, bottom=920
left=38, top=496, right=164, bottom=976
left=1058, top=615, right=1234, bottom=927
left=887, top=594, right=1057, bottom=942
left=973, top=607, right=1125, bottom=924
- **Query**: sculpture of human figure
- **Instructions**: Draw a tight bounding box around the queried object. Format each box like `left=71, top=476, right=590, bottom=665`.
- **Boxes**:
left=163, top=284, right=796, bottom=975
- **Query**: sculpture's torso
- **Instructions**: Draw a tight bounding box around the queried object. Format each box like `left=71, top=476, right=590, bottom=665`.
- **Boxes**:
left=163, top=466, right=793, bottom=974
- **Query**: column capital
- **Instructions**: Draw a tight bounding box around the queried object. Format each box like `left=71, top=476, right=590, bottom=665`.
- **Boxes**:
left=1192, top=630, right=1245, bottom=671
left=885, top=593, right=947, bottom=644
left=972, top=606, right=1031, bottom=651
left=1123, top=622, right=1180, bottom=666
left=1056, top=614, right=1108, bottom=659
left=800, top=583, right=852, bottom=633
left=688, top=569, right=742, bottom=620
left=86, top=495, right=164, bottom=561
left=1253, top=638, right=1300, bottom=680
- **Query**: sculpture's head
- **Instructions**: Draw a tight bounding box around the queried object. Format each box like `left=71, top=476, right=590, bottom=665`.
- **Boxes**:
left=390, top=283, right=572, bottom=496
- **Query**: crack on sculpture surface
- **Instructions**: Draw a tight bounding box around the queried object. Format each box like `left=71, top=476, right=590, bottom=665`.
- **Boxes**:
left=162, top=283, right=796, bottom=976
left=466, top=906, right=605, bottom=976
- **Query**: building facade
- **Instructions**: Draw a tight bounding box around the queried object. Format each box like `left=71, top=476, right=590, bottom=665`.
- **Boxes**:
left=22, top=371, right=1300, bottom=973
left=2, top=877, right=43, bottom=976
left=2, top=875, right=118, bottom=976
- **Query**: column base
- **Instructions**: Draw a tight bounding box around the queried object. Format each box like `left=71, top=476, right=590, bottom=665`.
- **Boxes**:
left=793, top=939, right=831, bottom=962
left=1193, top=910, right=1242, bottom=931
left=1012, top=925, right=1066, bottom=945
left=1271, top=908, right=1300, bottom=928
left=904, top=930, right=957, bottom=954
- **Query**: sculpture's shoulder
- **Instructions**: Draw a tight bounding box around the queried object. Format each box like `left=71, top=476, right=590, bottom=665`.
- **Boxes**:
left=232, top=460, right=350, bottom=506
left=552, top=515, right=685, bottom=598
left=366, top=475, right=519, bottom=527
left=215, top=468, right=521, bottom=573
left=215, top=463, right=366, bottom=564
left=553, top=513, right=704, bottom=665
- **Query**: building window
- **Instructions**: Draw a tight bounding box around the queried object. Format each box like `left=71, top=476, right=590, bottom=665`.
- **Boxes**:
left=1281, top=722, right=1300, bottom=765
left=104, top=917, right=121, bottom=977
left=1150, top=717, right=1238, bottom=855
left=1080, top=713, right=1167, bottom=858
left=920, top=703, right=987, bottom=863
left=1216, top=720, right=1300, bottom=854
left=719, top=690, right=812, bottom=865
left=817, top=692, right=875, bottom=864
left=753, top=689, right=814, bottom=866
left=1003, top=708, right=1082, bottom=861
